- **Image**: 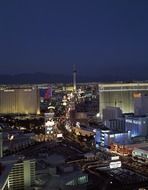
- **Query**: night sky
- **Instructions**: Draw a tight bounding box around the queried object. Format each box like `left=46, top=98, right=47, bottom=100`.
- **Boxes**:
left=0, top=0, right=148, bottom=80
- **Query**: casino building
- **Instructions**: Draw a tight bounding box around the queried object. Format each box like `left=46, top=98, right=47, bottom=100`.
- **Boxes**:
left=99, top=82, right=148, bottom=114
left=0, top=87, right=40, bottom=114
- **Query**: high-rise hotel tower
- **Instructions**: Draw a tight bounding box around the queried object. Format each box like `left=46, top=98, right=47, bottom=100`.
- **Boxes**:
left=0, top=86, right=40, bottom=114
left=99, top=82, right=148, bottom=114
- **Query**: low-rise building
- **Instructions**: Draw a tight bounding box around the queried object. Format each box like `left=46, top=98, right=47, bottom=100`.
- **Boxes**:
left=132, top=146, right=148, bottom=163
left=125, top=116, right=148, bottom=137
left=95, top=127, right=131, bottom=148
left=110, top=142, right=148, bottom=156
left=105, top=118, right=125, bottom=132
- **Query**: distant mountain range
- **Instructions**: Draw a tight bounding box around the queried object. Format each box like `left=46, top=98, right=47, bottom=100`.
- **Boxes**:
left=0, top=73, right=98, bottom=84
left=0, top=73, right=147, bottom=84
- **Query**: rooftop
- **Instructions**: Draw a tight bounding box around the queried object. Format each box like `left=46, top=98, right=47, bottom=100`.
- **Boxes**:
left=99, top=82, right=148, bottom=87
left=137, top=146, right=148, bottom=152
left=0, top=164, right=13, bottom=190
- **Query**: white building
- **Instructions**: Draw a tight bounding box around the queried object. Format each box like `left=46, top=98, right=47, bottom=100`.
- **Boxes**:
left=8, top=159, right=35, bottom=190
left=1, top=157, right=36, bottom=190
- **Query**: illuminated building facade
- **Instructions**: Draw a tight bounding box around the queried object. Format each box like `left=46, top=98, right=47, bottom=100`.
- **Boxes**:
left=99, top=83, right=148, bottom=114
left=110, top=143, right=133, bottom=156
left=125, top=116, right=148, bottom=137
left=132, top=147, right=148, bottom=162
left=105, top=118, right=125, bottom=132
left=95, top=128, right=131, bottom=148
left=8, top=159, right=36, bottom=190
left=73, top=125, right=94, bottom=137
left=0, top=87, right=40, bottom=114
left=110, top=142, right=148, bottom=156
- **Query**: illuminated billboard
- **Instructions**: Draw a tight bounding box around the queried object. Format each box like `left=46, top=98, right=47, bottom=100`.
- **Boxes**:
left=109, top=161, right=121, bottom=169
left=57, top=134, right=63, bottom=138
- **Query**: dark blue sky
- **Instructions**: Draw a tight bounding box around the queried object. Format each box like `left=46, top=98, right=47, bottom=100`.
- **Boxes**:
left=0, top=0, right=148, bottom=79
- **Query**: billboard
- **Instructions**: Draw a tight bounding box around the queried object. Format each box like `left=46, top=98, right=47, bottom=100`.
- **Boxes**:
left=111, top=156, right=119, bottom=161
left=109, top=161, right=121, bottom=169
left=57, top=133, right=63, bottom=138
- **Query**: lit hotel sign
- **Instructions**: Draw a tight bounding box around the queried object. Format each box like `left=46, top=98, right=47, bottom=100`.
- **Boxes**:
left=109, top=161, right=122, bottom=169
left=111, top=156, right=119, bottom=161
left=133, top=93, right=141, bottom=98
left=125, top=119, right=141, bottom=125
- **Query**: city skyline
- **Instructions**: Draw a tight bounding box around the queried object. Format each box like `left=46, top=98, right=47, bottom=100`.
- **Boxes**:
left=0, top=1, right=148, bottom=187
left=0, top=1, right=148, bottom=80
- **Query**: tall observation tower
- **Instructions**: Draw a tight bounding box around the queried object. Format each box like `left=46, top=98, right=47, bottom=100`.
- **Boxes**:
left=73, top=64, right=77, bottom=93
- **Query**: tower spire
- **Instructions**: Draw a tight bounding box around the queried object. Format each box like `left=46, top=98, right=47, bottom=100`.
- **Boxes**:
left=73, top=64, right=77, bottom=93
